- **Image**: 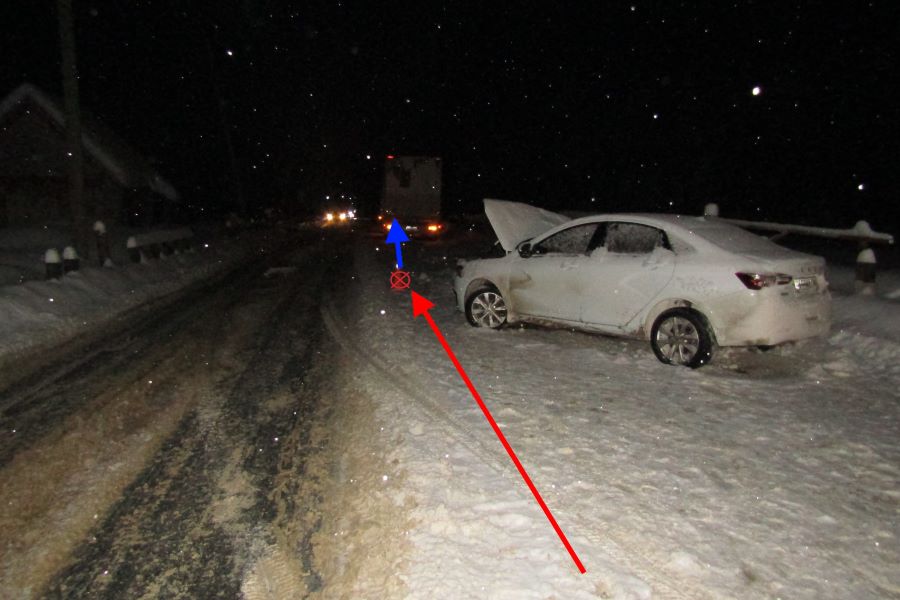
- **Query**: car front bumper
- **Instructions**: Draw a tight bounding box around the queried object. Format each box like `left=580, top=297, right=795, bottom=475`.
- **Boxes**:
left=452, top=276, right=466, bottom=312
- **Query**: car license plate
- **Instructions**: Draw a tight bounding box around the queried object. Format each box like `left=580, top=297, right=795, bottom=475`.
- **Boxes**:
left=793, top=277, right=817, bottom=293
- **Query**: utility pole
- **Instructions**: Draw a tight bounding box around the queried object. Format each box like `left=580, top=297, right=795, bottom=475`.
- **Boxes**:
left=57, top=0, right=90, bottom=258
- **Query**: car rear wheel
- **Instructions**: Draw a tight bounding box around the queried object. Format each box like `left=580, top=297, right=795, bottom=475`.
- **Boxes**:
left=650, top=308, right=714, bottom=368
left=465, top=286, right=507, bottom=329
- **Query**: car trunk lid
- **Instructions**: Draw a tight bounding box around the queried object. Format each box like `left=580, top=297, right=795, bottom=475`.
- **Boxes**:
left=740, top=253, right=828, bottom=294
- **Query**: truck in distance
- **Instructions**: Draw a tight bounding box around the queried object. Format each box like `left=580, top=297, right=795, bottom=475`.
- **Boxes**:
left=379, top=155, right=445, bottom=237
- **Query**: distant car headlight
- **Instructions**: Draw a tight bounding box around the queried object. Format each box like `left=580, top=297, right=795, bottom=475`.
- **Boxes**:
left=339, top=212, right=347, bottom=221
left=325, top=212, right=334, bottom=221
left=427, top=223, right=442, bottom=232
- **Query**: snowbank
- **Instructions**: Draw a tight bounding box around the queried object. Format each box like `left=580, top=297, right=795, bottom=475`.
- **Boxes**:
left=0, top=227, right=287, bottom=382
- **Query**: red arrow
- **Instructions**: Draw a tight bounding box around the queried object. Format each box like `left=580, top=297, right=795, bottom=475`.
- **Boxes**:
left=410, top=291, right=586, bottom=573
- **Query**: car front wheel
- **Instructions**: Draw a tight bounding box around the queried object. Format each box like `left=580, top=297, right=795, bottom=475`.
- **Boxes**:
left=465, top=286, right=508, bottom=329
left=650, top=308, right=714, bottom=368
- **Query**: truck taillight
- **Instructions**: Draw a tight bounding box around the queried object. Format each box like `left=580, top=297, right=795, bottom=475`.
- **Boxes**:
left=736, top=272, right=792, bottom=290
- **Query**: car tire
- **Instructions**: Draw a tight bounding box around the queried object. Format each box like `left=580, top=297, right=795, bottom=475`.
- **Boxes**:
left=465, top=285, right=508, bottom=329
left=650, top=308, right=714, bottom=368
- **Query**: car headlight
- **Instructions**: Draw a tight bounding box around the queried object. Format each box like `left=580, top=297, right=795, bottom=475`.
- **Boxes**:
left=325, top=212, right=334, bottom=221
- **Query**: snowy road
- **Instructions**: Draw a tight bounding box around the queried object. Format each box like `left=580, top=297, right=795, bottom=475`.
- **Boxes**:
left=0, top=231, right=346, bottom=597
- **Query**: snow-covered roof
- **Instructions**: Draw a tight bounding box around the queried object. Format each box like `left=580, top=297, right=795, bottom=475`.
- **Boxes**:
left=0, top=83, right=179, bottom=201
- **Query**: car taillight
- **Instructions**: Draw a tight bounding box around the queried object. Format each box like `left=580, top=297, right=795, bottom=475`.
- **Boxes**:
left=736, top=272, right=793, bottom=290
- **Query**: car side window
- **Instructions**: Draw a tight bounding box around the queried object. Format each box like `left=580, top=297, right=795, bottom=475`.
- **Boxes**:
left=533, top=223, right=599, bottom=255
left=605, top=222, right=667, bottom=254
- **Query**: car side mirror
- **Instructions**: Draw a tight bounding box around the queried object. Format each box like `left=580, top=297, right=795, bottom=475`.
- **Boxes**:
left=518, top=243, right=533, bottom=258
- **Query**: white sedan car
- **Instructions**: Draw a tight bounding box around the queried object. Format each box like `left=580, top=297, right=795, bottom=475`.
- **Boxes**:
left=454, top=199, right=831, bottom=368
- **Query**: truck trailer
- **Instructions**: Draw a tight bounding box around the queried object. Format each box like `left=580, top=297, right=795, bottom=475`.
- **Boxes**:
left=379, top=155, right=445, bottom=237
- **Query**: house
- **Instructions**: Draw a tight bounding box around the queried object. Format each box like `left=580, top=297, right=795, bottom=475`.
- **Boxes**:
left=0, top=83, right=179, bottom=228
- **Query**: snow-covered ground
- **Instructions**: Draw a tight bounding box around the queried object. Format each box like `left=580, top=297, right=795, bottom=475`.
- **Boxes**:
left=319, top=228, right=900, bottom=599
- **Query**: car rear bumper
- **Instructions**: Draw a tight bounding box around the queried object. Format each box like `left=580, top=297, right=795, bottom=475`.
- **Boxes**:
left=709, top=289, right=831, bottom=346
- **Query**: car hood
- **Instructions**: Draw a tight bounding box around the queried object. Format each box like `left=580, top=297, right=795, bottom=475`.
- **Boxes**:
left=483, top=198, right=571, bottom=252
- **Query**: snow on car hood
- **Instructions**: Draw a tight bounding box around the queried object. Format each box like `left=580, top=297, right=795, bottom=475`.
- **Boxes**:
left=483, top=199, right=571, bottom=252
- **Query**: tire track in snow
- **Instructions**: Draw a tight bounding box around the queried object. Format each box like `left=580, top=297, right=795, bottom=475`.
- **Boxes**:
left=32, top=242, right=331, bottom=598
left=321, top=292, right=507, bottom=476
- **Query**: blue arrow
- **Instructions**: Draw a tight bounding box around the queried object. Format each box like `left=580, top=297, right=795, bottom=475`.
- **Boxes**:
left=385, top=218, right=410, bottom=268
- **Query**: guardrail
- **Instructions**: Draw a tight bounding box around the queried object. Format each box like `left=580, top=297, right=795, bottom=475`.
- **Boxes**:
left=703, top=203, right=894, bottom=295
left=126, top=227, right=194, bottom=263
left=41, top=225, right=195, bottom=280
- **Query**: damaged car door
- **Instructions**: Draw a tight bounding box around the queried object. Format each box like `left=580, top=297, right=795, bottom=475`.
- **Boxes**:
left=580, top=221, right=675, bottom=330
left=508, top=222, right=600, bottom=322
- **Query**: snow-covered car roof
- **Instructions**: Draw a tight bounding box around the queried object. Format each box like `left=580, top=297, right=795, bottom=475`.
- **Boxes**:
left=484, top=200, right=808, bottom=260
left=536, top=213, right=808, bottom=260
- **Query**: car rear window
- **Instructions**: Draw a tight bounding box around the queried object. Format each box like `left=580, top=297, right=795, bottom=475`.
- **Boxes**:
left=692, top=223, right=782, bottom=253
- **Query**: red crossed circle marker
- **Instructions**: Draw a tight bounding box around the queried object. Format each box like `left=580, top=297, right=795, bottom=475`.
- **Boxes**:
left=390, top=270, right=411, bottom=290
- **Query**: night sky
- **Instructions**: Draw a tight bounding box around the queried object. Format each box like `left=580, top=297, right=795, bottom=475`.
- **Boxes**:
left=2, top=1, right=897, bottom=228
